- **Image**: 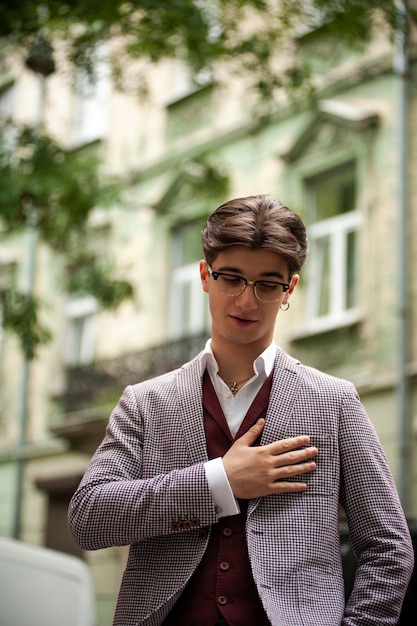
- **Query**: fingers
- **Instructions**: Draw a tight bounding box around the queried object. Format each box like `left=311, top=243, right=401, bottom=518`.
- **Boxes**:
left=270, top=442, right=318, bottom=469
left=270, top=480, right=309, bottom=494
left=255, top=446, right=317, bottom=487
left=271, top=458, right=317, bottom=481
left=266, top=435, right=314, bottom=456
left=235, top=417, right=266, bottom=447
left=236, top=425, right=315, bottom=458
left=223, top=429, right=319, bottom=500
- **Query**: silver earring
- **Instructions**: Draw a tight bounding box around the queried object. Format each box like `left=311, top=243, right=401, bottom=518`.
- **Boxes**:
left=280, top=302, right=290, bottom=311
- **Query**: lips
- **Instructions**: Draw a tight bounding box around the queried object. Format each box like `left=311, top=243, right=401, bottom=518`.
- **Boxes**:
left=230, top=315, right=256, bottom=327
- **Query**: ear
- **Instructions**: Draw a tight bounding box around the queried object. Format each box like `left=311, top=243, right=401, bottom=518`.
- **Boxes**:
left=200, top=260, right=210, bottom=293
left=282, top=274, right=299, bottom=305
left=288, top=274, right=299, bottom=294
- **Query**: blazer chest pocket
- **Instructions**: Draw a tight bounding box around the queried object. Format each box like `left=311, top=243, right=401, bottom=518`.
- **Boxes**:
left=284, top=431, right=337, bottom=496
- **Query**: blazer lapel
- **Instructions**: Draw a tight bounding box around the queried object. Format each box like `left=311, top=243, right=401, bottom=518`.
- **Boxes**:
left=175, top=355, right=209, bottom=465
left=260, top=347, right=303, bottom=444
left=248, top=347, right=304, bottom=515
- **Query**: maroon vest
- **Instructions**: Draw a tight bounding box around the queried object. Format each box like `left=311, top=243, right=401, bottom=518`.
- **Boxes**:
left=163, top=372, right=273, bottom=626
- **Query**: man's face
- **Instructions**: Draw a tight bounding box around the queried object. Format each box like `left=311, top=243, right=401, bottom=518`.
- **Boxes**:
left=200, top=245, right=298, bottom=355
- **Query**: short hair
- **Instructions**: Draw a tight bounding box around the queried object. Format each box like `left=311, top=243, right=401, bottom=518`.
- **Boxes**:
left=201, top=194, right=308, bottom=275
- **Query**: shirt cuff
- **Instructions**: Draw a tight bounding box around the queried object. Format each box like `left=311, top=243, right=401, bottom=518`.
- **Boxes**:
left=204, top=457, right=240, bottom=517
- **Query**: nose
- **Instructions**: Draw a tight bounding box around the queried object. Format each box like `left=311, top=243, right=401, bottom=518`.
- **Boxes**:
left=234, top=283, right=259, bottom=309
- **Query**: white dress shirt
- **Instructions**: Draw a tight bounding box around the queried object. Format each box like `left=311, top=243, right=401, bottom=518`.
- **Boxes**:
left=200, top=339, right=276, bottom=517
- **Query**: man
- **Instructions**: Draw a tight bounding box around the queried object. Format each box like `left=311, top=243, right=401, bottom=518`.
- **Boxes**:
left=68, top=195, right=413, bottom=626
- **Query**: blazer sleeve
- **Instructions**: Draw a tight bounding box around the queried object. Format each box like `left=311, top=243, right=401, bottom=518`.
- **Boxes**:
left=68, top=384, right=218, bottom=551
left=338, top=383, right=414, bottom=625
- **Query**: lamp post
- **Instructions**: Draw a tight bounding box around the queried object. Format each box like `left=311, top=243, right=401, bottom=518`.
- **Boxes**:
left=11, top=34, right=55, bottom=540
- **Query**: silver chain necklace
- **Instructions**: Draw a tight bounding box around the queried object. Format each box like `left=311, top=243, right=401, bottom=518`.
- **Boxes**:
left=223, top=376, right=253, bottom=395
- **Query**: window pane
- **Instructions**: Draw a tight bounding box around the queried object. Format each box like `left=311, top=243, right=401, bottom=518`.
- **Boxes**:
left=317, top=236, right=331, bottom=316
left=0, top=83, right=15, bottom=120
left=64, top=298, right=97, bottom=365
left=72, top=47, right=110, bottom=146
left=305, top=162, right=360, bottom=328
left=181, top=282, right=192, bottom=330
left=166, top=85, right=214, bottom=143
left=346, top=229, right=357, bottom=310
left=309, top=163, right=356, bottom=221
left=172, top=220, right=205, bottom=267
left=169, top=220, right=208, bottom=338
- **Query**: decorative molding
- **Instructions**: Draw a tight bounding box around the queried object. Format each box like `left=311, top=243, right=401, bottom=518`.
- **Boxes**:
left=280, top=99, right=380, bottom=163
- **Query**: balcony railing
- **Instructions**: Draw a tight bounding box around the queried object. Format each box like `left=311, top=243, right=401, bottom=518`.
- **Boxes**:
left=60, top=333, right=209, bottom=414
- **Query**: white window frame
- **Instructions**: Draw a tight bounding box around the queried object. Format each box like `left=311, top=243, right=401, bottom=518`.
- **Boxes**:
left=169, top=262, right=207, bottom=339
left=72, top=48, right=110, bottom=147
left=305, top=210, right=361, bottom=333
left=165, top=59, right=213, bottom=107
left=64, top=297, right=98, bottom=365
left=0, top=82, right=17, bottom=151
left=0, top=83, right=15, bottom=119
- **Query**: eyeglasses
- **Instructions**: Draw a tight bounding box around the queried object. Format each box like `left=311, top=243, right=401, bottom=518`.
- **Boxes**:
left=207, top=265, right=290, bottom=302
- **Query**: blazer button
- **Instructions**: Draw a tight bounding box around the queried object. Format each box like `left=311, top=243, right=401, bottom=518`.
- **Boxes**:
left=219, top=561, right=230, bottom=571
left=217, top=595, right=228, bottom=606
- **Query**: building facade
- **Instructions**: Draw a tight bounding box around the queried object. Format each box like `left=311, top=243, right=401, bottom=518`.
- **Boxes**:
left=1, top=20, right=416, bottom=625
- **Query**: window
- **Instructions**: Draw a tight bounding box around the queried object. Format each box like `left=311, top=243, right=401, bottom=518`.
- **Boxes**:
left=0, top=82, right=16, bottom=151
left=72, top=47, right=110, bottom=146
left=64, top=297, right=97, bottom=365
left=165, top=57, right=214, bottom=144
left=304, top=164, right=360, bottom=331
left=166, top=82, right=214, bottom=143
left=0, top=82, right=15, bottom=120
left=169, top=221, right=209, bottom=338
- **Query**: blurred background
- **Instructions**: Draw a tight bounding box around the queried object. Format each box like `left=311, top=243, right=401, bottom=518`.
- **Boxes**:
left=0, top=1, right=416, bottom=623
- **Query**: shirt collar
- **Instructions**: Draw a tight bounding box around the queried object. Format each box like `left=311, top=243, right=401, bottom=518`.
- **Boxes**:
left=200, top=339, right=276, bottom=379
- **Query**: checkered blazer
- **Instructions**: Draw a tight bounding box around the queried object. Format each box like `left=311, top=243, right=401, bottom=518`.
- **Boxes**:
left=68, top=347, right=413, bottom=626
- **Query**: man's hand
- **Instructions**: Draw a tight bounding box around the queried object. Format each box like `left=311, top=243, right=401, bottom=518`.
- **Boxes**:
left=222, top=418, right=318, bottom=499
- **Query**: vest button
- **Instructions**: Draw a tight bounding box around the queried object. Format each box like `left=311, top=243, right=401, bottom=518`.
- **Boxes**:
left=219, top=561, right=230, bottom=571
left=222, top=527, right=232, bottom=537
left=217, top=595, right=228, bottom=606
left=198, top=529, right=208, bottom=540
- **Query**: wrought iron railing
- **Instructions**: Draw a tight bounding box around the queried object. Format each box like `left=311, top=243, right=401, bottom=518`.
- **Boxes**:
left=60, top=333, right=209, bottom=414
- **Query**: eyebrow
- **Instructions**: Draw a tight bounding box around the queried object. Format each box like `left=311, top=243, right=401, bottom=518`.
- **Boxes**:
left=215, top=265, right=287, bottom=281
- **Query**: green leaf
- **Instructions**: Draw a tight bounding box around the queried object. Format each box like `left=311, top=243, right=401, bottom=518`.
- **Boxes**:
left=0, top=288, right=51, bottom=360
